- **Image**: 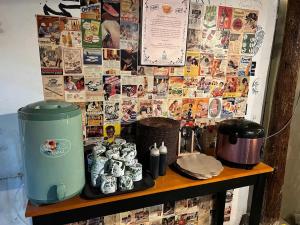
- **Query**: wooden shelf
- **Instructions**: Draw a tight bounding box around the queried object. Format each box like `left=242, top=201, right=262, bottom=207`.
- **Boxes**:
left=26, top=162, right=273, bottom=218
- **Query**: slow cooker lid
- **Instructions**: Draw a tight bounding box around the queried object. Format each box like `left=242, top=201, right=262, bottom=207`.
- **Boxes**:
left=218, top=119, right=265, bottom=138
left=18, top=100, right=81, bottom=121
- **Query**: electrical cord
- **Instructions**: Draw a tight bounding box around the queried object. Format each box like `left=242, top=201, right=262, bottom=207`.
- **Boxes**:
left=265, top=89, right=300, bottom=140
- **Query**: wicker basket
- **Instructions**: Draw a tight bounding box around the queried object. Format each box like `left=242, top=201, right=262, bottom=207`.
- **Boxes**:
left=136, top=117, right=180, bottom=168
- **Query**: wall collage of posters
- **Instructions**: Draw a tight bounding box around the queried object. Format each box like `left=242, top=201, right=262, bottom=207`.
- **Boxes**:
left=36, top=0, right=257, bottom=224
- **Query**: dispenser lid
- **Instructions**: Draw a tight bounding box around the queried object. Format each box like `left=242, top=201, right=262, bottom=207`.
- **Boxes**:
left=18, top=100, right=81, bottom=121
left=218, top=119, right=265, bottom=139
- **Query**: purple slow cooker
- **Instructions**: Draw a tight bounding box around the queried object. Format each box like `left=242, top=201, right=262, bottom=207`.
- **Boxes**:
left=216, top=119, right=265, bottom=169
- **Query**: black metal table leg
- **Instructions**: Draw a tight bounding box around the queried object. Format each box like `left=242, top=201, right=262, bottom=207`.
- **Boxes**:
left=214, top=191, right=227, bottom=225
left=249, top=174, right=267, bottom=225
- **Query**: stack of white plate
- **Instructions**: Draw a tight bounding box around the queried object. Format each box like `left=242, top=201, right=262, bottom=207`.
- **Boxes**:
left=176, top=153, right=224, bottom=179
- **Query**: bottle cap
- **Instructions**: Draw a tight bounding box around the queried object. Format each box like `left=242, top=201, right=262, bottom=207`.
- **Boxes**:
left=150, top=143, right=160, bottom=156
left=159, top=142, right=167, bottom=154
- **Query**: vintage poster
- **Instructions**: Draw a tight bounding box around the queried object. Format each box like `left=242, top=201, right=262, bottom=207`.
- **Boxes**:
left=39, top=44, right=63, bottom=75
left=121, top=49, right=138, bottom=75
left=210, top=79, right=225, bottom=98
left=184, top=51, right=200, bottom=76
left=162, top=216, right=175, bottom=225
left=231, top=8, right=245, bottom=33
left=86, top=101, right=103, bottom=115
left=141, top=0, right=189, bottom=66
left=238, top=56, right=252, bottom=76
left=210, top=57, right=227, bottom=78
left=86, top=114, right=103, bottom=126
left=120, top=40, right=138, bottom=53
left=223, top=76, right=238, bottom=97
left=221, top=98, right=236, bottom=118
left=86, top=126, right=104, bottom=138
left=120, top=21, right=139, bottom=41
left=187, top=197, right=201, bottom=213
left=241, top=33, right=256, bottom=55
left=138, top=66, right=154, bottom=76
left=153, top=99, right=168, bottom=117
left=102, top=20, right=120, bottom=49
left=64, top=75, right=86, bottom=102
left=175, top=212, right=198, bottom=225
left=149, top=205, right=163, bottom=221
left=168, top=76, right=184, bottom=98
left=174, top=199, right=188, bottom=215
left=183, top=76, right=198, bottom=98
left=137, top=76, right=154, bottom=99
left=83, top=66, right=102, bottom=77
left=235, top=97, right=247, bottom=117
left=243, top=10, right=259, bottom=33
left=199, top=53, right=214, bottom=76
left=103, top=48, right=120, bottom=75
left=85, top=76, right=103, bottom=101
left=186, top=29, right=202, bottom=51
left=83, top=48, right=102, bottom=65
left=120, top=0, right=139, bottom=23
left=196, top=76, right=211, bottom=98
left=103, top=122, right=121, bottom=141
left=194, top=98, right=209, bottom=119
left=188, top=2, right=203, bottom=30
left=217, top=6, right=233, bottom=30
left=120, top=211, right=135, bottom=225
left=169, top=67, right=184, bottom=76
left=102, top=0, right=120, bottom=22
left=153, top=67, right=169, bottom=76
left=81, top=19, right=102, bottom=48
left=42, top=75, right=64, bottom=100
left=200, top=29, right=217, bottom=53
left=213, top=30, right=230, bottom=55
left=103, top=75, right=121, bottom=100
left=36, top=15, right=62, bottom=45
left=60, top=17, right=82, bottom=48
left=138, top=99, right=153, bottom=119
left=153, top=76, right=169, bottom=99
left=208, top=97, right=222, bottom=119
left=198, top=196, right=213, bottom=224
left=226, top=55, right=240, bottom=76
left=237, top=76, right=249, bottom=97
left=121, top=99, right=138, bottom=124
left=122, top=76, right=137, bottom=98
left=182, top=98, right=196, bottom=120
left=203, top=5, right=217, bottom=29
left=81, top=3, right=101, bottom=20
left=228, top=33, right=243, bottom=55
left=134, top=208, right=149, bottom=224
left=104, top=101, right=120, bottom=122
left=163, top=202, right=175, bottom=216
left=63, top=48, right=83, bottom=74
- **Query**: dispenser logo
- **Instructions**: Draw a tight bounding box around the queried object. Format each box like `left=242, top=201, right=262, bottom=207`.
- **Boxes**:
left=40, top=139, right=71, bottom=158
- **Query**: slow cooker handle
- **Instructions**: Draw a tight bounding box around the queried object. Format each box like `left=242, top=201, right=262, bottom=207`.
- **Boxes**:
left=229, top=132, right=238, bottom=145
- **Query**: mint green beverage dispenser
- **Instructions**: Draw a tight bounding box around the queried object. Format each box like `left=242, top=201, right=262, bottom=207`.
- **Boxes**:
left=18, top=101, right=85, bottom=204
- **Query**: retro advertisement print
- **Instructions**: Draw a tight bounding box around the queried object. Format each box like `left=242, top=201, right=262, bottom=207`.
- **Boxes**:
left=42, top=75, right=65, bottom=100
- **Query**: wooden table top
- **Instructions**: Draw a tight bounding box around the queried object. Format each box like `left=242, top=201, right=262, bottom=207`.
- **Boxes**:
left=25, top=162, right=273, bottom=218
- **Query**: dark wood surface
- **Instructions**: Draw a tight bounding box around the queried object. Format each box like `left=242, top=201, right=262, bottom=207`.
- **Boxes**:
left=26, top=162, right=273, bottom=218
left=263, top=0, right=300, bottom=223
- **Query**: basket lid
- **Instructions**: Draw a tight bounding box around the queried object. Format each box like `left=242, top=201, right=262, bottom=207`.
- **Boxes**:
left=18, top=100, right=81, bottom=121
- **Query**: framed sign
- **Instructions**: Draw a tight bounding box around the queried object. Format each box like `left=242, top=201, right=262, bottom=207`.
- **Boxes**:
left=141, top=0, right=189, bottom=66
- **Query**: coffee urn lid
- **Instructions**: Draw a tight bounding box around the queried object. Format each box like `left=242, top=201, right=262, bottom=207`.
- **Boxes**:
left=218, top=119, right=265, bottom=139
left=18, top=100, right=81, bottom=121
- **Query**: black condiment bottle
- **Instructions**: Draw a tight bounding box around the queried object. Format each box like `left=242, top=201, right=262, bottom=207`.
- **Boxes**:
left=159, top=142, right=167, bottom=176
left=149, top=143, right=160, bottom=179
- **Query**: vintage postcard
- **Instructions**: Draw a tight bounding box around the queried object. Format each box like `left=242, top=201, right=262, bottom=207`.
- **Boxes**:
left=208, top=97, right=222, bottom=119
left=217, top=6, right=233, bottom=30
left=120, top=0, right=139, bottom=23
left=238, top=56, right=252, bottom=76
left=137, top=76, right=154, bottom=99
left=153, top=76, right=169, bottom=99
left=168, top=76, right=184, bottom=98
left=148, top=204, right=163, bottom=221
left=221, top=97, right=236, bottom=119
left=188, top=2, right=203, bottom=30
left=174, top=199, right=188, bottom=215
left=83, top=66, right=102, bottom=78
left=196, top=76, right=211, bottom=98
left=83, top=48, right=102, bottom=65
left=138, top=99, right=153, bottom=119
left=223, top=76, right=239, bottom=97
left=121, top=49, right=138, bottom=75
left=134, top=208, right=149, bottom=224
left=228, top=33, right=243, bottom=55
left=120, top=210, right=135, bottom=225
left=152, top=99, right=168, bottom=117
left=86, top=114, right=103, bottom=126
left=241, top=33, right=256, bottom=55
left=199, top=53, right=214, bottom=76
left=64, top=75, right=86, bottom=102
left=103, top=48, right=120, bottom=75
left=102, top=0, right=120, bottom=22
left=226, top=55, right=240, bottom=76
left=194, top=98, right=209, bottom=119
left=39, top=44, right=63, bottom=75
left=85, top=76, right=103, bottom=101
left=86, top=126, right=104, bottom=138
left=243, top=10, right=259, bottom=33
left=103, top=75, right=121, bottom=100
left=203, top=5, right=217, bottom=29
left=63, top=48, right=83, bottom=74
left=237, top=76, right=250, bottom=97
left=234, top=97, right=247, bottom=117
left=42, top=75, right=64, bottom=100
left=183, top=76, right=198, bottom=98
left=122, top=76, right=137, bottom=98
left=86, top=101, right=103, bottom=114
left=184, top=51, right=200, bottom=76
left=168, top=99, right=182, bottom=120
left=102, top=20, right=120, bottom=49
left=81, top=19, right=102, bottom=48
left=231, top=8, right=246, bottom=33
left=137, top=66, right=154, bottom=76
left=210, top=57, right=227, bottom=78
left=121, top=99, right=138, bottom=124
left=81, top=3, right=101, bottom=20
left=182, top=98, right=196, bottom=120
left=104, top=101, right=120, bottom=122
left=210, top=79, right=225, bottom=98
left=187, top=29, right=202, bottom=51
left=36, top=15, right=62, bottom=45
